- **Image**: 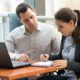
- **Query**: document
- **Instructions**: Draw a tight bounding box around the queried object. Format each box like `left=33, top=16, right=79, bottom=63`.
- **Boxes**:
left=32, top=61, right=53, bottom=67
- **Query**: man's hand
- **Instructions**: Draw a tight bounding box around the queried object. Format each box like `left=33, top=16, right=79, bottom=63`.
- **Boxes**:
left=15, top=53, right=30, bottom=62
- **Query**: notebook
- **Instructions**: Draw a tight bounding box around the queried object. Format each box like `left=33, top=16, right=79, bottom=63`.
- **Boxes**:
left=32, top=61, right=53, bottom=67
left=0, top=42, right=31, bottom=68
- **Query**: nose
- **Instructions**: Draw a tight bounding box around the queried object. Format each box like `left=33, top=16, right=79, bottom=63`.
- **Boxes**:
left=58, top=27, right=61, bottom=32
left=28, top=19, right=34, bottom=24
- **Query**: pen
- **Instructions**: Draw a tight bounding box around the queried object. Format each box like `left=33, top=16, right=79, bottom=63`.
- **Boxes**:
left=41, top=50, right=46, bottom=57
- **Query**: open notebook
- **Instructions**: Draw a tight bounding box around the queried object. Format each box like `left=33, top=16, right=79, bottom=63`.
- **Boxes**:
left=32, top=61, right=53, bottom=67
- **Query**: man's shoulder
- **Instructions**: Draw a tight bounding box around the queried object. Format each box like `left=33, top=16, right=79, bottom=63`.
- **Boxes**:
left=10, top=25, right=24, bottom=33
left=39, top=22, right=53, bottom=26
left=7, top=25, right=24, bottom=38
left=39, top=22, right=56, bottom=29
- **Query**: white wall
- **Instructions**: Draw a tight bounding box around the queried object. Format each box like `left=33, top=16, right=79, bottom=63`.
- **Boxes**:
left=10, top=0, right=24, bottom=12
left=45, top=0, right=80, bottom=26
left=52, top=0, right=80, bottom=14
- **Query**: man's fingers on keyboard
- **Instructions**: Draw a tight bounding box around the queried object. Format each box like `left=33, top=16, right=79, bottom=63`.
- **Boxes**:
left=24, top=54, right=30, bottom=61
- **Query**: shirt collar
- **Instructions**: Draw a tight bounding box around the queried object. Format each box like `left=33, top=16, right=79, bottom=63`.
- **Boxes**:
left=21, top=22, right=41, bottom=35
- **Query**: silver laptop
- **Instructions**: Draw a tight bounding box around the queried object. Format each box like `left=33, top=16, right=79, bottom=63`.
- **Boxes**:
left=0, top=42, right=31, bottom=68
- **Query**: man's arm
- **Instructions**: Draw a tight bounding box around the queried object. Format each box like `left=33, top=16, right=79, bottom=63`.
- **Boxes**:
left=5, top=34, right=19, bottom=60
left=5, top=34, right=30, bottom=62
left=51, top=28, right=62, bottom=53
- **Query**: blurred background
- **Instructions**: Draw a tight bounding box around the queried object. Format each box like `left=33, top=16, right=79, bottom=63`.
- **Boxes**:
left=0, top=0, right=80, bottom=41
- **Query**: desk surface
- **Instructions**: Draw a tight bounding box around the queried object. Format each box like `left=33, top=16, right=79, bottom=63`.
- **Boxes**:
left=0, top=66, right=58, bottom=80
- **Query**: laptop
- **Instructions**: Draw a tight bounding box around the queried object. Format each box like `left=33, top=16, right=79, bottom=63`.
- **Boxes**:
left=0, top=42, right=31, bottom=68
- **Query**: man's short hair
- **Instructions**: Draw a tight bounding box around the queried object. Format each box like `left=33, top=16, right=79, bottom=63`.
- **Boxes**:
left=16, top=3, right=33, bottom=18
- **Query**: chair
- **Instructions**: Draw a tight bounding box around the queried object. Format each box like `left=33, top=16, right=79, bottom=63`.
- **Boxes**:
left=8, top=13, right=22, bottom=31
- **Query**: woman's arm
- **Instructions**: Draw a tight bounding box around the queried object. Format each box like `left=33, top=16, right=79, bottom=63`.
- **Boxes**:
left=48, top=54, right=61, bottom=61
left=67, top=61, right=80, bottom=73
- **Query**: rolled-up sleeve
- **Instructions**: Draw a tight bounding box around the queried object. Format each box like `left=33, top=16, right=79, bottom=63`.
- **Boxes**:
left=5, top=33, right=19, bottom=60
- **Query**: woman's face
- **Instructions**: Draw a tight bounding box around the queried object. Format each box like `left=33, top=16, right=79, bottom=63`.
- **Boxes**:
left=55, top=20, right=75, bottom=36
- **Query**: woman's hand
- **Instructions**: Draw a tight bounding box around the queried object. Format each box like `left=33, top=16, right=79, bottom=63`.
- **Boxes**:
left=53, top=60, right=67, bottom=69
left=40, top=54, right=49, bottom=61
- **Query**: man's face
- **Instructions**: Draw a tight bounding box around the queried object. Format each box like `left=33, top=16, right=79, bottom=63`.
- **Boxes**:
left=19, top=8, right=38, bottom=30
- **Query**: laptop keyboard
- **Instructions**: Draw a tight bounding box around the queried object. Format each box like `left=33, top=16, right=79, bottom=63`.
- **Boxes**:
left=12, top=61, right=31, bottom=67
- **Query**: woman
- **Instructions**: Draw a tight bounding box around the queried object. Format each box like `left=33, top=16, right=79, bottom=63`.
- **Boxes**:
left=38, top=8, right=80, bottom=80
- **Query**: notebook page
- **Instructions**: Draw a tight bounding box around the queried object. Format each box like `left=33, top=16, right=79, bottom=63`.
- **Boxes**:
left=32, top=61, right=53, bottom=67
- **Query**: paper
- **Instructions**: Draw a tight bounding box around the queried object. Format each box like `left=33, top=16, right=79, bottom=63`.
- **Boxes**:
left=32, top=61, right=53, bottom=67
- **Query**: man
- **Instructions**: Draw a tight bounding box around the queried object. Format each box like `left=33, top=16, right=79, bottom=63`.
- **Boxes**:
left=5, top=3, right=61, bottom=62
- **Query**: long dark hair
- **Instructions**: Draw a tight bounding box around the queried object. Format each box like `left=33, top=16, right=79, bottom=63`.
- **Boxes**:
left=55, top=8, right=80, bottom=44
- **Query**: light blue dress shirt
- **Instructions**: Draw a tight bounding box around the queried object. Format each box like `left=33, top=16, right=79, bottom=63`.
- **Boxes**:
left=62, top=36, right=78, bottom=80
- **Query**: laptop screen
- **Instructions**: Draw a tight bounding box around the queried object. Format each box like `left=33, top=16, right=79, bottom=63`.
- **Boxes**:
left=0, top=42, right=31, bottom=68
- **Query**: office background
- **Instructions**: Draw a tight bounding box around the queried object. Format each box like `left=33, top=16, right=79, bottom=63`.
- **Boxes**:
left=0, top=0, right=80, bottom=41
